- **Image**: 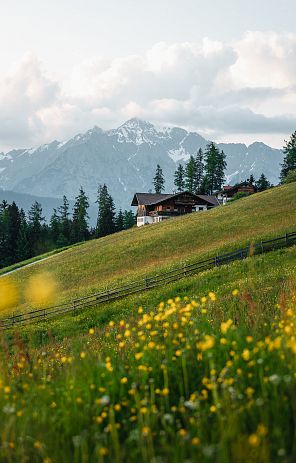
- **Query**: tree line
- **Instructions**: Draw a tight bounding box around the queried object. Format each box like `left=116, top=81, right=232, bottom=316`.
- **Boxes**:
left=153, top=131, right=296, bottom=195
left=154, top=142, right=227, bottom=195
left=0, top=185, right=135, bottom=269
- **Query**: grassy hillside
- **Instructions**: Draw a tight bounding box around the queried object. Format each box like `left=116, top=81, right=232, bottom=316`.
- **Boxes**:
left=12, top=241, right=296, bottom=344
left=1, top=183, right=295, bottom=317
left=1, top=184, right=296, bottom=462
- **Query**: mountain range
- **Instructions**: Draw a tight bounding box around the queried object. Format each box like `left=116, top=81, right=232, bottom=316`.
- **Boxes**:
left=0, top=118, right=283, bottom=212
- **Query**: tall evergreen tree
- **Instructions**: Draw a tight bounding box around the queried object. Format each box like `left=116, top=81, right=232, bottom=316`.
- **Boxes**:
left=28, top=201, right=45, bottom=255
left=6, top=202, right=22, bottom=264
left=194, top=148, right=204, bottom=194
left=50, top=208, right=60, bottom=245
left=248, top=174, right=255, bottom=185
left=255, top=173, right=271, bottom=192
left=153, top=164, right=165, bottom=193
left=203, top=142, right=227, bottom=194
left=16, top=209, right=31, bottom=262
left=58, top=195, right=71, bottom=245
left=96, top=184, right=116, bottom=237
left=174, top=164, right=185, bottom=192
left=123, top=210, right=136, bottom=230
left=280, top=131, right=296, bottom=182
left=72, top=187, right=90, bottom=242
left=215, top=149, right=227, bottom=192
left=115, top=209, right=124, bottom=232
left=185, top=155, right=197, bottom=193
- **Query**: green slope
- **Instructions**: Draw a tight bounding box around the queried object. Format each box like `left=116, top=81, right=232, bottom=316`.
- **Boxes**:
left=1, top=183, right=296, bottom=317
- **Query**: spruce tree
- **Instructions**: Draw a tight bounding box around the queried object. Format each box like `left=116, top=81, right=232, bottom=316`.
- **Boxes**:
left=123, top=210, right=136, bottom=229
left=194, top=148, right=204, bottom=194
left=72, top=187, right=90, bottom=242
left=50, top=208, right=60, bottom=245
left=28, top=201, right=45, bottom=255
left=215, top=149, right=227, bottom=192
left=153, top=165, right=165, bottom=193
left=185, top=155, right=197, bottom=193
left=203, top=142, right=227, bottom=194
left=16, top=210, right=31, bottom=262
left=6, top=202, right=22, bottom=264
left=0, top=202, right=10, bottom=266
left=255, top=173, right=271, bottom=192
left=115, top=209, right=124, bottom=232
left=280, top=131, right=296, bottom=182
left=96, top=184, right=116, bottom=237
left=174, top=164, right=185, bottom=192
left=58, top=195, right=71, bottom=245
left=248, top=174, right=255, bottom=185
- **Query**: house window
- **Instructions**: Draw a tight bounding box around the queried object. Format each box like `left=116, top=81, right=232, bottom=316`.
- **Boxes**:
left=198, top=206, right=204, bottom=211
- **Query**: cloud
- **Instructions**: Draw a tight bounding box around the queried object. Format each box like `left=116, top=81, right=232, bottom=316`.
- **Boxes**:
left=0, top=53, right=59, bottom=147
left=1, top=32, right=296, bottom=151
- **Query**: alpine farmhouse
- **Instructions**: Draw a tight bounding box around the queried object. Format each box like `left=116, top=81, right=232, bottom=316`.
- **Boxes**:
left=131, top=191, right=219, bottom=227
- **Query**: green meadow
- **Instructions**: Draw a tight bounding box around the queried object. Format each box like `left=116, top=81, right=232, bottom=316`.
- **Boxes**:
left=0, top=183, right=296, bottom=462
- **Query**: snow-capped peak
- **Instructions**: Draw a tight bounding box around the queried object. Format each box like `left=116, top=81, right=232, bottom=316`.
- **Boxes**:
left=107, top=118, right=159, bottom=145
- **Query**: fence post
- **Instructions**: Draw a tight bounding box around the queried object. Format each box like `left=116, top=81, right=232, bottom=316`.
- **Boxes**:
left=285, top=233, right=289, bottom=246
left=261, top=241, right=264, bottom=254
left=183, top=262, right=187, bottom=276
left=214, top=257, right=217, bottom=266
left=145, top=277, right=148, bottom=288
left=73, top=300, right=77, bottom=316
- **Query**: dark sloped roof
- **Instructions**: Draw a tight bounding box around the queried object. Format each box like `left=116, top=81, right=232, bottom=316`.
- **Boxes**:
left=197, top=195, right=220, bottom=206
left=131, top=191, right=220, bottom=207
left=131, top=193, right=175, bottom=206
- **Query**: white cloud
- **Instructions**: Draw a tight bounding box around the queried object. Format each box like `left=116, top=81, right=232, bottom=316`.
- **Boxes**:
left=1, top=32, right=296, bottom=151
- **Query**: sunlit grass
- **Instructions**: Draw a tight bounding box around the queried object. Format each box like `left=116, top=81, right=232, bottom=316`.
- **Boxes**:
left=1, top=284, right=296, bottom=462
left=0, top=183, right=295, bottom=317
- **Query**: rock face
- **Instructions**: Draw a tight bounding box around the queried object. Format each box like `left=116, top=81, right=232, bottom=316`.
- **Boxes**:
left=0, top=118, right=283, bottom=210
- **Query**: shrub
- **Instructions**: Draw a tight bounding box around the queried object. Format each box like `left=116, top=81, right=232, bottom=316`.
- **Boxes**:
left=283, top=169, right=296, bottom=184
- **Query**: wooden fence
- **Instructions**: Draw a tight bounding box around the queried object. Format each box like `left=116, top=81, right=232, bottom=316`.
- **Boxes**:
left=1, top=231, right=295, bottom=331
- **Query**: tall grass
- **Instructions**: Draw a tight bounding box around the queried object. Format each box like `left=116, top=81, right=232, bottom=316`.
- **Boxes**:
left=0, top=285, right=296, bottom=462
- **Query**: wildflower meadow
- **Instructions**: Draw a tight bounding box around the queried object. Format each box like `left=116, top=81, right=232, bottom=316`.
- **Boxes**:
left=0, top=289, right=295, bottom=463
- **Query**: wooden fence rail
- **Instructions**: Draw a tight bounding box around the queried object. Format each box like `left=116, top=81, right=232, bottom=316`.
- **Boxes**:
left=1, top=231, right=295, bottom=330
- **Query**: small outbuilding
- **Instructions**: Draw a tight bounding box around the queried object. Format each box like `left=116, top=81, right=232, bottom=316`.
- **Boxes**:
left=216, top=183, right=256, bottom=204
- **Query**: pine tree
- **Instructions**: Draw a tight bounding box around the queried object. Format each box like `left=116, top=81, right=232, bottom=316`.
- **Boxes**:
left=96, top=184, right=116, bottom=237
left=280, top=131, right=296, bottom=182
left=28, top=201, right=45, bottom=255
left=174, top=164, right=185, bottom=192
left=72, top=187, right=90, bottom=242
left=185, top=156, right=197, bottom=193
left=0, top=202, right=10, bottom=266
left=115, top=209, right=124, bottom=232
left=6, top=202, right=22, bottom=264
left=248, top=174, right=255, bottom=185
left=123, top=210, right=136, bottom=229
left=16, top=210, right=31, bottom=262
left=215, top=149, right=227, bottom=192
left=153, top=165, right=165, bottom=193
left=203, top=142, right=227, bottom=194
left=255, top=173, right=271, bottom=192
left=50, top=208, right=60, bottom=245
left=58, top=195, right=71, bottom=245
left=194, top=148, right=204, bottom=194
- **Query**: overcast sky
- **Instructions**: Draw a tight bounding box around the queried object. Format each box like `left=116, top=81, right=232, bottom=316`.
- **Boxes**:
left=1, top=0, right=296, bottom=151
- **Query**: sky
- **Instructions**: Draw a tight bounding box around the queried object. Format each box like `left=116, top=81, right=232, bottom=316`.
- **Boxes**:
left=0, top=0, right=296, bottom=151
